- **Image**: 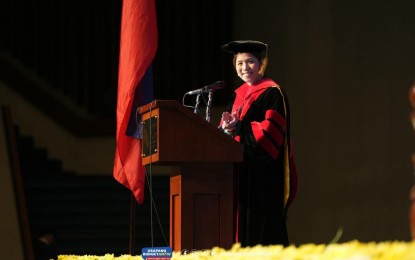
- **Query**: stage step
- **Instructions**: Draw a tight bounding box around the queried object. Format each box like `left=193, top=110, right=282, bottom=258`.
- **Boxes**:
left=15, top=129, right=170, bottom=256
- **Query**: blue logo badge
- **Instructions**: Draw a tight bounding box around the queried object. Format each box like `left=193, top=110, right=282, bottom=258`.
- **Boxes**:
left=142, top=247, right=173, bottom=260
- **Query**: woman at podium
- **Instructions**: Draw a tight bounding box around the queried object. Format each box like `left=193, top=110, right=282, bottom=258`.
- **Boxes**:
left=219, top=40, right=297, bottom=247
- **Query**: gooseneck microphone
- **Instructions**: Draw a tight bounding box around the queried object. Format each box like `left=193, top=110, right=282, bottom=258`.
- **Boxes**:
left=186, top=81, right=225, bottom=95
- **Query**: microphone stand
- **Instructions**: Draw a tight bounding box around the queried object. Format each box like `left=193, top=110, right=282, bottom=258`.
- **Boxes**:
left=194, top=93, right=201, bottom=115
left=205, top=91, right=213, bottom=122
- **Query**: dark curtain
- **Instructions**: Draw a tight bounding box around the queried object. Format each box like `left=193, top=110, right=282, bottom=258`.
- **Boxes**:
left=0, top=0, right=234, bottom=120
left=154, top=0, right=234, bottom=106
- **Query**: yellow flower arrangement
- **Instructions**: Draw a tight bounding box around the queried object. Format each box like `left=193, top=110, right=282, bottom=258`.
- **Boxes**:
left=58, top=255, right=142, bottom=260
left=58, top=240, right=415, bottom=260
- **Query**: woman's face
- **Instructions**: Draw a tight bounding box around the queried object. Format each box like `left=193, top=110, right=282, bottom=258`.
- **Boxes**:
left=234, top=52, right=261, bottom=85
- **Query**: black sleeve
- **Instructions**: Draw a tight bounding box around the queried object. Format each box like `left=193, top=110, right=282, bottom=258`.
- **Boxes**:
left=235, top=87, right=286, bottom=162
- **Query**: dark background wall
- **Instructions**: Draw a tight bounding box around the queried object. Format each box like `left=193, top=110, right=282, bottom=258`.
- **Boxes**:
left=1, top=0, right=415, bottom=248
left=229, top=0, right=415, bottom=244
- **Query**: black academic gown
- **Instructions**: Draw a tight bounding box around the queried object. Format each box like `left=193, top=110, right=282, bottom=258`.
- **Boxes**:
left=226, top=78, right=296, bottom=247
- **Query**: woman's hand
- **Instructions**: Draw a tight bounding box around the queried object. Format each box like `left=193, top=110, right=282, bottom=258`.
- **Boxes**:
left=221, top=111, right=239, bottom=132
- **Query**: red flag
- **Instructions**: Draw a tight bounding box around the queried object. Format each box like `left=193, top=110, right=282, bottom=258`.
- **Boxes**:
left=113, top=0, right=158, bottom=204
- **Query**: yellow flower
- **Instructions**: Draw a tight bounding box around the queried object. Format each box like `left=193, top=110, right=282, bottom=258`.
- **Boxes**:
left=58, top=241, right=415, bottom=260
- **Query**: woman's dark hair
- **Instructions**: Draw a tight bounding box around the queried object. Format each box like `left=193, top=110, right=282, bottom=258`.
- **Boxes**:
left=232, top=51, right=262, bottom=66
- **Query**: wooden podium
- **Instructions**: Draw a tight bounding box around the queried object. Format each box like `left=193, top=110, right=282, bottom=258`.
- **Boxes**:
left=138, top=100, right=243, bottom=252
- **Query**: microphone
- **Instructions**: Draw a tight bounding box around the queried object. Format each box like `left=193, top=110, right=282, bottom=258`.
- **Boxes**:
left=186, top=81, right=225, bottom=95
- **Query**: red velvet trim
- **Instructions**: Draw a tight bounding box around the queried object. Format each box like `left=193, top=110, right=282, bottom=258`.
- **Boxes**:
left=232, top=78, right=279, bottom=120
left=265, top=110, right=286, bottom=132
left=251, top=122, right=281, bottom=159
left=260, top=120, right=284, bottom=146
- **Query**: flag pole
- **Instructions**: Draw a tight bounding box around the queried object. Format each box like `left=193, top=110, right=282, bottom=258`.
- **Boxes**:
left=129, top=193, right=137, bottom=255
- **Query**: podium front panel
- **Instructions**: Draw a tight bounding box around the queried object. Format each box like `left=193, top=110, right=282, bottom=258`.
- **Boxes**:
left=169, top=163, right=234, bottom=252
